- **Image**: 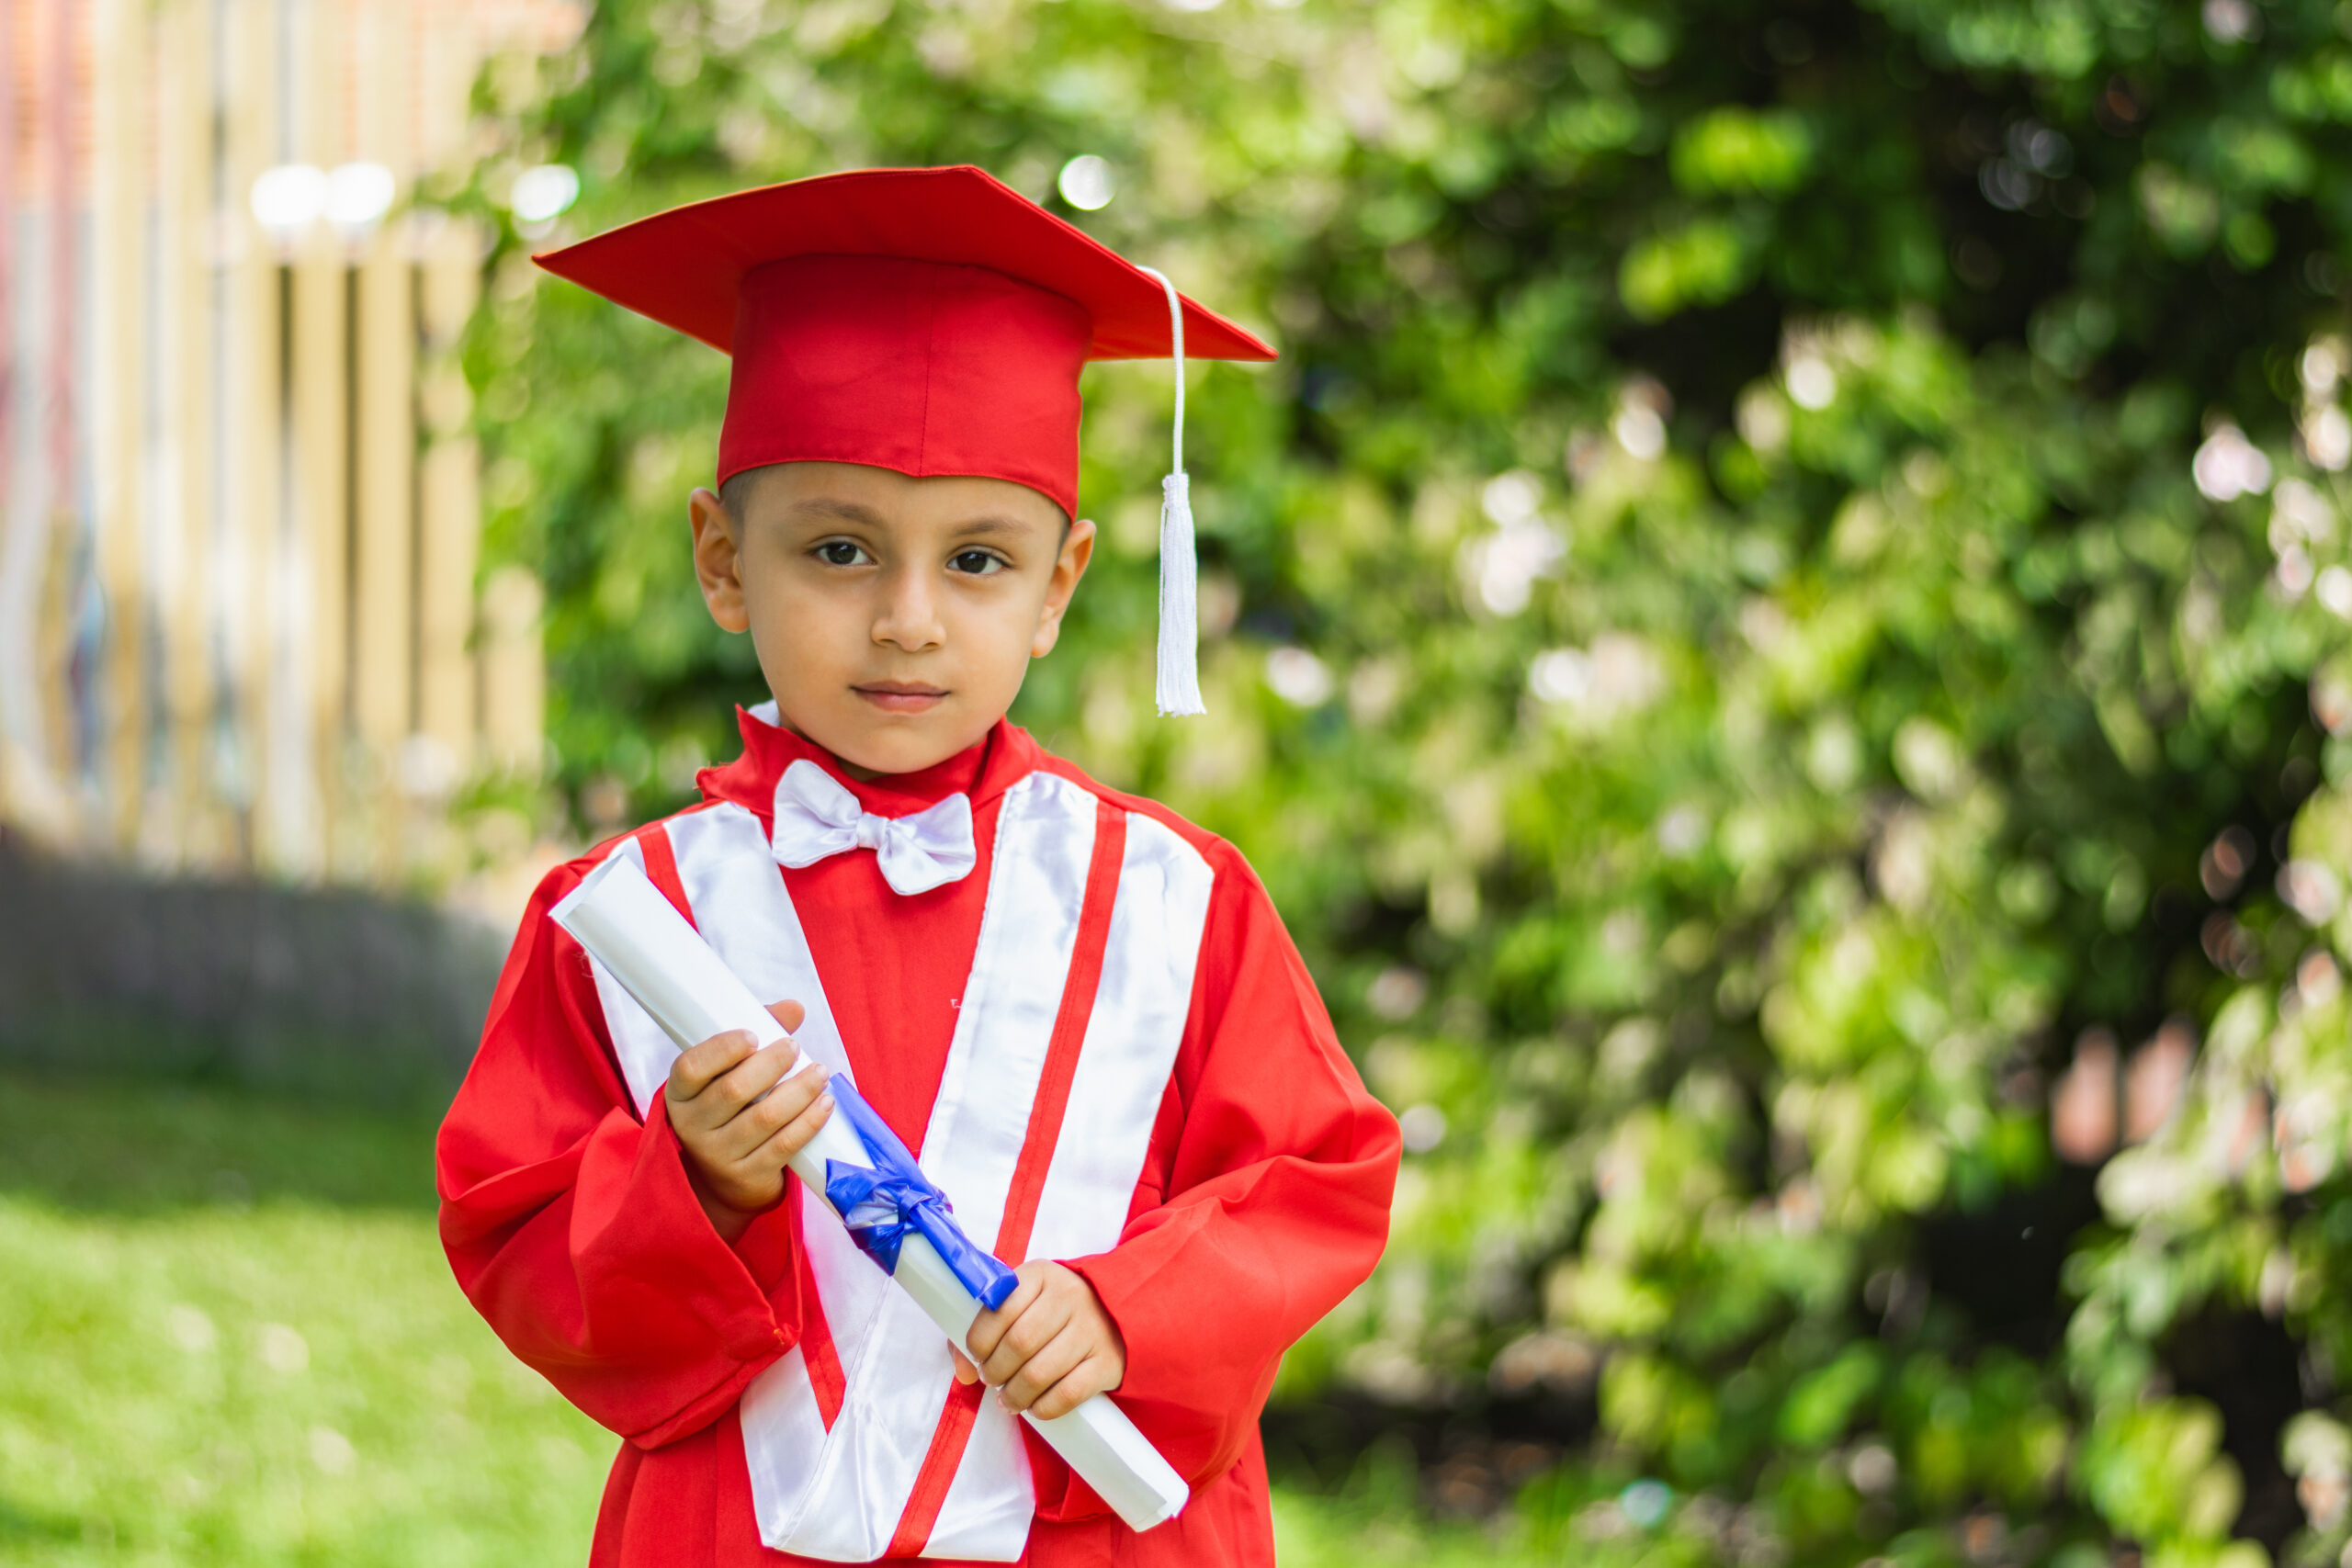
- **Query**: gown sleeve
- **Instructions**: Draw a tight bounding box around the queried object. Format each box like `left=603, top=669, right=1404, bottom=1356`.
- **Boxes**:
left=1048, top=838, right=1402, bottom=1517
left=435, top=857, right=802, bottom=1449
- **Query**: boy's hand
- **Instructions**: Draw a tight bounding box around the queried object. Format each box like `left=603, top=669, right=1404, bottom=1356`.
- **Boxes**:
left=953, top=1261, right=1125, bottom=1419
left=666, top=999, right=832, bottom=1242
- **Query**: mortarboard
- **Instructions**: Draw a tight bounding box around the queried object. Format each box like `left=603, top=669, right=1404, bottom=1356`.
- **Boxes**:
left=533, top=164, right=1277, bottom=716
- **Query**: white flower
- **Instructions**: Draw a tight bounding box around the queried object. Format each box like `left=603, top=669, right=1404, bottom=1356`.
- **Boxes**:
left=1530, top=648, right=1589, bottom=705
left=2278, top=861, right=2343, bottom=926
left=2303, top=342, right=2344, bottom=398
left=1786, top=356, right=1837, bottom=410
left=1736, top=387, right=1790, bottom=452
left=1480, top=469, right=1543, bottom=525
left=1611, top=404, right=1666, bottom=460
left=1462, top=519, right=1566, bottom=615
left=1398, top=1103, right=1447, bottom=1153
left=2304, top=405, right=2352, bottom=472
left=2272, top=478, right=2336, bottom=548
left=2193, top=423, right=2273, bottom=502
left=1655, top=805, right=1708, bottom=858
left=2204, top=0, right=2259, bottom=41
left=1366, top=966, right=1427, bottom=1020
left=1531, top=635, right=1666, bottom=720
left=2320, top=566, right=2352, bottom=620
left=2278, top=543, right=2315, bottom=598
left=1264, top=647, right=1334, bottom=706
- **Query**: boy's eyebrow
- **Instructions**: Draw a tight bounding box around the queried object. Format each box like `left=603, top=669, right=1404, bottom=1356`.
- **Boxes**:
left=786, top=498, right=1039, bottom=537
left=790, top=496, right=888, bottom=526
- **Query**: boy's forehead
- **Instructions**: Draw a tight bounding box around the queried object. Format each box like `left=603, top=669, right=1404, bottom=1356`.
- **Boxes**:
left=737, top=462, right=1066, bottom=532
left=534, top=165, right=1273, bottom=518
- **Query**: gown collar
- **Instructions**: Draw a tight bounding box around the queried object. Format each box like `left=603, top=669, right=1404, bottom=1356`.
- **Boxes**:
left=698, top=700, right=1041, bottom=822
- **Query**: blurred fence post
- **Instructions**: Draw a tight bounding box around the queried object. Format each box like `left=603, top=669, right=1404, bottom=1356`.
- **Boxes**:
left=92, top=0, right=141, bottom=852
left=288, top=0, right=345, bottom=881
left=222, top=0, right=277, bottom=867
left=155, top=0, right=220, bottom=867
left=351, top=2, right=414, bottom=878
left=481, top=565, right=545, bottom=778
left=419, top=236, right=485, bottom=784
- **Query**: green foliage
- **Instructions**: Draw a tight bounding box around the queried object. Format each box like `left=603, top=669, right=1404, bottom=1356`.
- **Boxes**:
left=451, top=0, right=2352, bottom=1561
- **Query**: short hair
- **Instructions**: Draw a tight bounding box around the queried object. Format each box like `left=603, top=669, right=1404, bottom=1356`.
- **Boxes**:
left=717, top=464, right=769, bottom=523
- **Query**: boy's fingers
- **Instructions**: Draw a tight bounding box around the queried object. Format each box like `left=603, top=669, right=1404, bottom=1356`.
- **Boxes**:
left=711, top=1041, right=804, bottom=1117
left=964, top=1269, right=1047, bottom=1369
left=710, top=1061, right=826, bottom=1163
left=765, top=998, right=807, bottom=1035
left=979, top=1292, right=1069, bottom=1391
left=668, top=1030, right=759, bottom=1103
left=995, top=1323, right=1088, bottom=1415
left=742, top=1055, right=826, bottom=1128
left=753, top=1083, right=834, bottom=1164
left=1027, top=1351, right=1118, bottom=1420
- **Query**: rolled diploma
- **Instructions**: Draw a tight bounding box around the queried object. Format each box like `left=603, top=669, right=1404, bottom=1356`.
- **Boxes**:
left=550, top=852, right=1190, bottom=1534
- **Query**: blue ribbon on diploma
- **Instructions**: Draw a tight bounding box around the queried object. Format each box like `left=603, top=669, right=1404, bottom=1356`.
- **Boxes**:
left=820, top=1080, right=1019, bottom=1313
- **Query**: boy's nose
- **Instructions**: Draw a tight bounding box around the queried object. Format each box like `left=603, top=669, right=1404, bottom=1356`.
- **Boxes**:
left=871, top=568, right=946, bottom=652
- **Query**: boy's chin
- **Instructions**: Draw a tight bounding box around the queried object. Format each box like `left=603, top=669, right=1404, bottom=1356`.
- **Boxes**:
left=786, top=707, right=990, bottom=780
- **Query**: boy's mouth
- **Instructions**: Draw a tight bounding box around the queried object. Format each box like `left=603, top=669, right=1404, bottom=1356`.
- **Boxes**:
left=854, top=680, right=949, bottom=714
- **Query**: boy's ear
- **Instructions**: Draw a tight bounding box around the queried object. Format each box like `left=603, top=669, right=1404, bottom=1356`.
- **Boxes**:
left=689, top=488, right=751, bottom=634
left=1031, top=515, right=1097, bottom=660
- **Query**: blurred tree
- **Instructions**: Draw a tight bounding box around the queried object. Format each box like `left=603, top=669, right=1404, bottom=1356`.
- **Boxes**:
left=448, top=0, right=2352, bottom=1562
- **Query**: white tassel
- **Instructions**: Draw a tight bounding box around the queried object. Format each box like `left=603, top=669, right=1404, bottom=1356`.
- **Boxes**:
left=1138, top=265, right=1204, bottom=717
left=1156, top=471, right=1202, bottom=716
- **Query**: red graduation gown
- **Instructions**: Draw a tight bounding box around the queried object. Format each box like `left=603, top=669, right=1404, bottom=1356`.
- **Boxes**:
left=436, top=712, right=1401, bottom=1566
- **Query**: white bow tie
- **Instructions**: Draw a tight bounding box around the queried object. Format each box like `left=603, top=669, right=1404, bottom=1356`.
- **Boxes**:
left=769, top=759, right=977, bottom=896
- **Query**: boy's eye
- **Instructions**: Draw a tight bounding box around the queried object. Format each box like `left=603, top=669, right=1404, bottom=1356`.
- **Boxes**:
left=816, top=540, right=869, bottom=566
left=949, top=549, right=1005, bottom=576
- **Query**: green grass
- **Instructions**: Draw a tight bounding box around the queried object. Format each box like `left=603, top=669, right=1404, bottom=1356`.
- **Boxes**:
left=0, top=1067, right=1528, bottom=1566
left=0, top=1071, right=608, bottom=1566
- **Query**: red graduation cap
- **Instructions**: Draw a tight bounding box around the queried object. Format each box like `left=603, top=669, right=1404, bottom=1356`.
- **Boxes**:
left=534, top=165, right=1277, bottom=716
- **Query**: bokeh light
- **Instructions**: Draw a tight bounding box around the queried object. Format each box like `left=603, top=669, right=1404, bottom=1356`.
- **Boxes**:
left=510, top=164, right=582, bottom=227
left=325, top=161, right=397, bottom=235
left=1056, top=154, right=1115, bottom=211
left=249, top=163, right=328, bottom=239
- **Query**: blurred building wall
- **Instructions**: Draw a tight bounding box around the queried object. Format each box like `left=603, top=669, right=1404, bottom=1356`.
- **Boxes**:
left=0, top=0, right=578, bottom=886
left=0, top=830, right=503, bottom=1105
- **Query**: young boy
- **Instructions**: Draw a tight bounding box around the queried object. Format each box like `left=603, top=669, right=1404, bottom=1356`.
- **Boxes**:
left=436, top=165, right=1400, bottom=1567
